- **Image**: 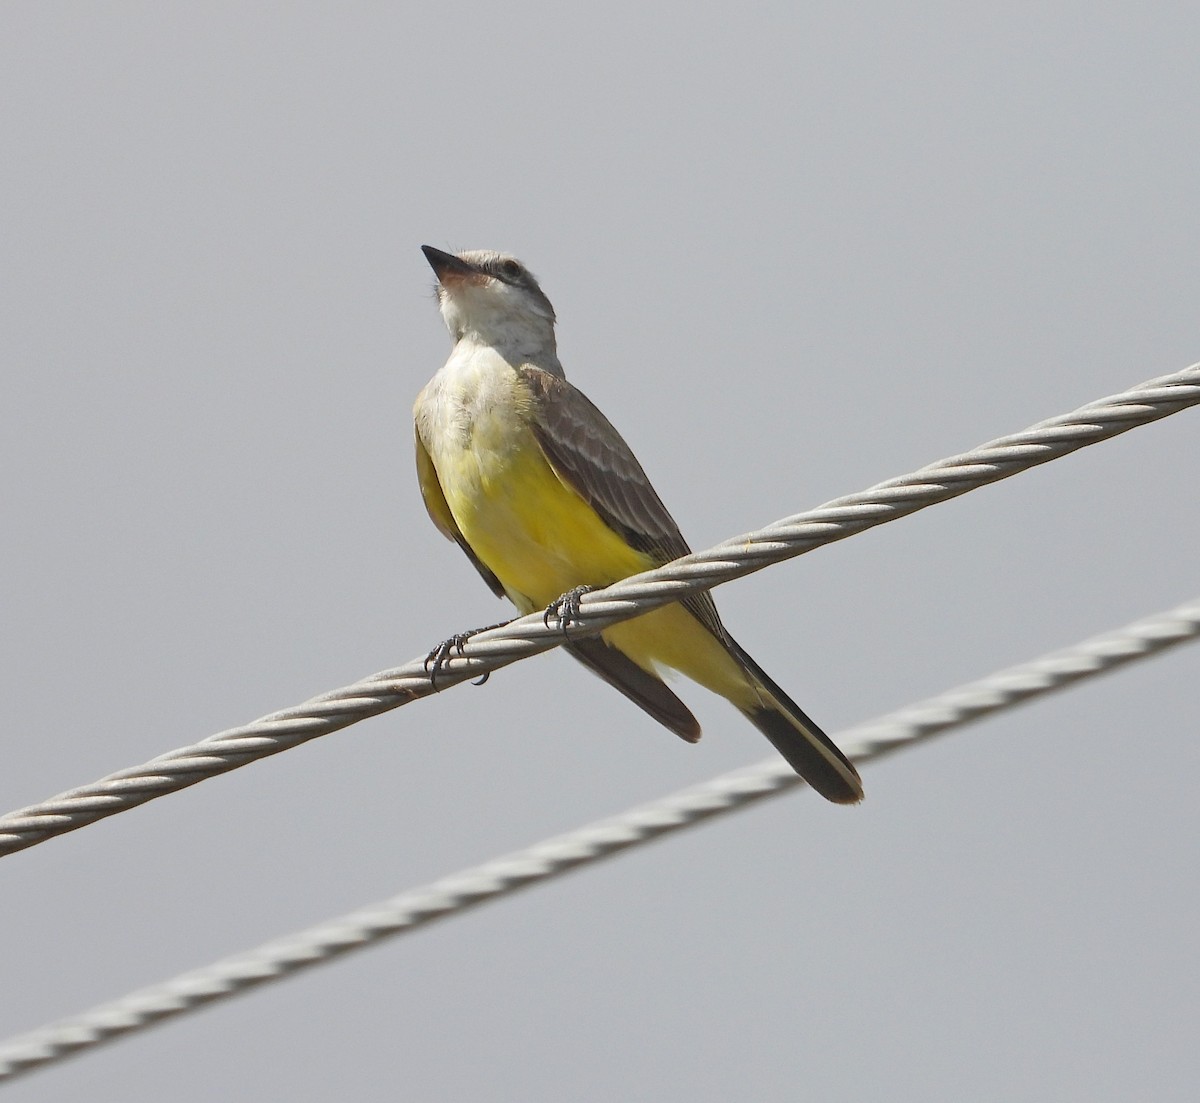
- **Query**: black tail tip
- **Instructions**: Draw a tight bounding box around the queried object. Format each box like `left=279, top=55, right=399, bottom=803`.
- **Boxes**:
left=825, top=776, right=865, bottom=805
left=743, top=704, right=864, bottom=805
left=771, top=738, right=864, bottom=804
left=795, top=757, right=863, bottom=804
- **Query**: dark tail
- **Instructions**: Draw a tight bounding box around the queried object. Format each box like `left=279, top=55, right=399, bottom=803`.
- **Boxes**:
left=726, top=637, right=863, bottom=805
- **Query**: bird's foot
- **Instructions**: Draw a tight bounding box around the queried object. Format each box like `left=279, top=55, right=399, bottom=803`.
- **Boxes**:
left=543, top=585, right=597, bottom=635
left=423, top=620, right=511, bottom=688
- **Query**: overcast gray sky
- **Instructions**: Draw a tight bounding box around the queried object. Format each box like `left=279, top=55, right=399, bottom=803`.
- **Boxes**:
left=2, top=3, right=1197, bottom=1100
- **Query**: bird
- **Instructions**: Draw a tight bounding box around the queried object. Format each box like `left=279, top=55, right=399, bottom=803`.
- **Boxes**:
left=413, top=246, right=863, bottom=804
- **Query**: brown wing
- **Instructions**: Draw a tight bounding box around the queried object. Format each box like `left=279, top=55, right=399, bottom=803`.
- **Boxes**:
left=566, top=637, right=700, bottom=743
left=520, top=367, right=725, bottom=640
left=414, top=429, right=506, bottom=600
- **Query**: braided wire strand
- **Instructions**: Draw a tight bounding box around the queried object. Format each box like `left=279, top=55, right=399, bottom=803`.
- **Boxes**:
left=0, top=363, right=1196, bottom=857
left=1, top=597, right=1196, bottom=1082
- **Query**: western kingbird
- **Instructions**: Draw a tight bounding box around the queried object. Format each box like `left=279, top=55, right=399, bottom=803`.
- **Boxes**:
left=414, top=246, right=862, bottom=804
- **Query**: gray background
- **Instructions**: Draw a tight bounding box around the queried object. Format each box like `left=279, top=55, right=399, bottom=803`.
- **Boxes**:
left=2, top=3, right=1197, bottom=1100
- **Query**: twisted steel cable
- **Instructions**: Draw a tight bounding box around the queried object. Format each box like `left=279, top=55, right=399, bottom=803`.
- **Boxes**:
left=1, top=597, right=1196, bottom=1082
left=0, top=363, right=1196, bottom=858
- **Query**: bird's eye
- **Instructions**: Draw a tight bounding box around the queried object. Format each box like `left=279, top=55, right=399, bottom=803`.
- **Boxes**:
left=500, top=259, right=522, bottom=279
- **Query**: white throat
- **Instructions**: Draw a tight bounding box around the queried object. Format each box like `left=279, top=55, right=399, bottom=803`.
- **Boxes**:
left=440, top=282, right=560, bottom=370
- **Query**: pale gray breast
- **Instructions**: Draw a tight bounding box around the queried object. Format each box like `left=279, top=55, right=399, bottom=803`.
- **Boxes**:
left=416, top=350, right=528, bottom=459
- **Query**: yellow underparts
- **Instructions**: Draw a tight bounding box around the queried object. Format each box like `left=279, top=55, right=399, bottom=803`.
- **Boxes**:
left=437, top=426, right=755, bottom=708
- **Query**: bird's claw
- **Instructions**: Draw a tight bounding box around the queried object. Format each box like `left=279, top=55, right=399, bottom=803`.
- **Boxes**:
left=423, top=632, right=473, bottom=687
left=424, top=620, right=509, bottom=688
left=543, top=585, right=596, bottom=635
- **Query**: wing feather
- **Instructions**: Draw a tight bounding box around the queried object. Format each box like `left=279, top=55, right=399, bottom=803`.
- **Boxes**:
left=520, top=368, right=725, bottom=639
left=566, top=637, right=701, bottom=743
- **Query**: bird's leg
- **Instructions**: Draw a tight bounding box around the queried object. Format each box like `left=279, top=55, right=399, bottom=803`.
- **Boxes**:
left=543, top=585, right=597, bottom=635
left=424, top=619, right=512, bottom=688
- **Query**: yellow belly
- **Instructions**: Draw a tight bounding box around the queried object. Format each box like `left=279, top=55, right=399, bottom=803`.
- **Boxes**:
left=440, top=424, right=647, bottom=608
left=436, top=426, right=752, bottom=705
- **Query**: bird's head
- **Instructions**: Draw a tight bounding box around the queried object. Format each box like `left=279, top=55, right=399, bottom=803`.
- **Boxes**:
left=422, top=246, right=557, bottom=361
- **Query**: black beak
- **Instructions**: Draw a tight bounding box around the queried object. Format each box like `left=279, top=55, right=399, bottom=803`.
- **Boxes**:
left=421, top=245, right=476, bottom=282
